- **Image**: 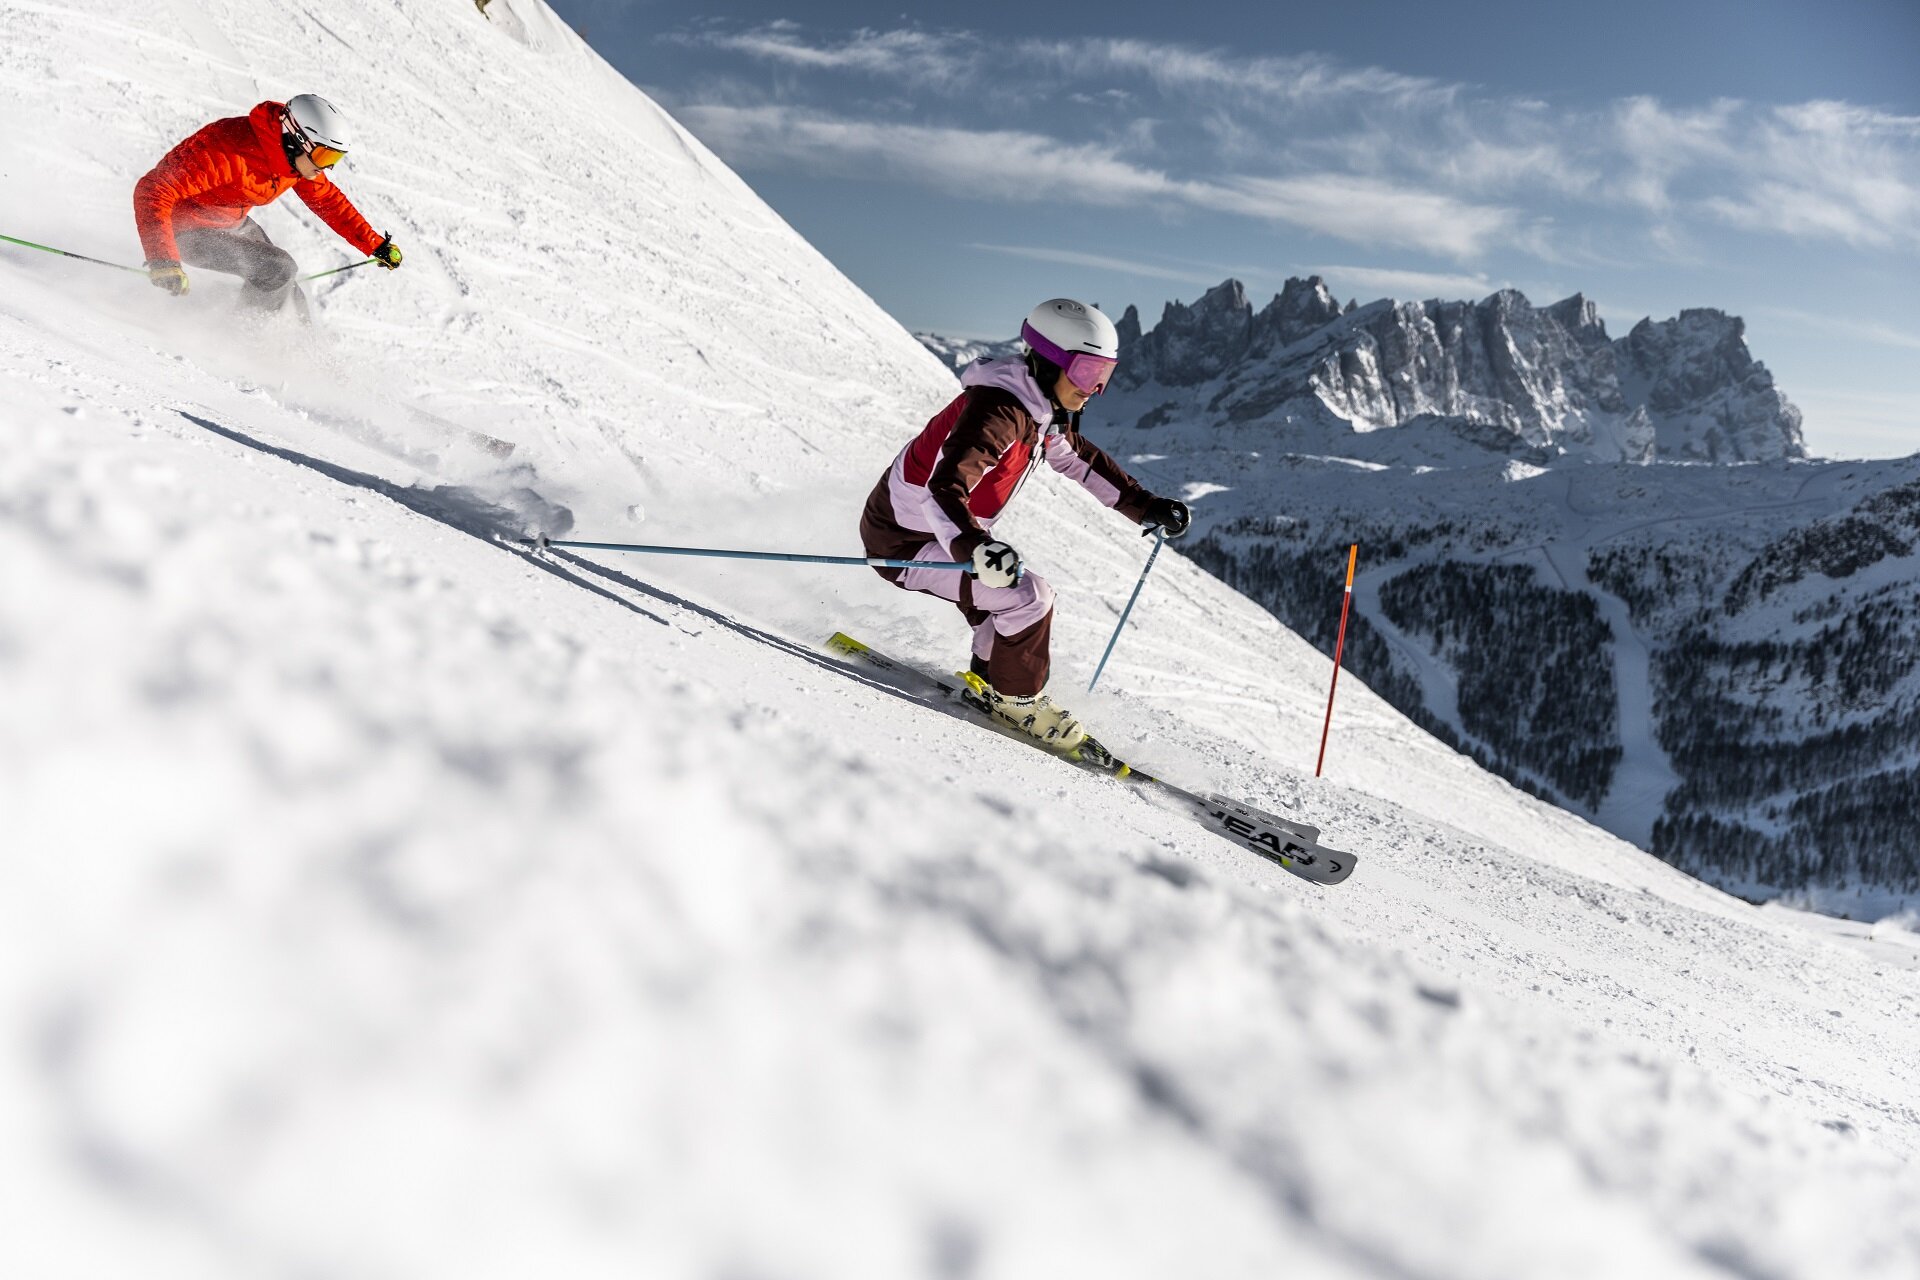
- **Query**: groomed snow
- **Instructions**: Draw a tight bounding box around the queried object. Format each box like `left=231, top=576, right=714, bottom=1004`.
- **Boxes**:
left=3, top=2, right=1917, bottom=1277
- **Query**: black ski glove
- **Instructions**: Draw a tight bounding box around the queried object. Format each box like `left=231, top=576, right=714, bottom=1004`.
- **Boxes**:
left=1143, top=496, right=1191, bottom=538
left=372, top=236, right=403, bottom=270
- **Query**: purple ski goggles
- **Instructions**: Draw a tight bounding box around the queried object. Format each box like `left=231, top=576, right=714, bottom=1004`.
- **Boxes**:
left=1021, top=321, right=1118, bottom=395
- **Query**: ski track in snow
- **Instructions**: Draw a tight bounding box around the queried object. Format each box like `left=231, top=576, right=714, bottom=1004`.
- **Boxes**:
left=3, top=2, right=1919, bottom=1278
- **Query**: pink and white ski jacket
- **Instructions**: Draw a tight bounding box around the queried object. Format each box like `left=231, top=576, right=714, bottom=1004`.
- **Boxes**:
left=860, top=356, right=1156, bottom=564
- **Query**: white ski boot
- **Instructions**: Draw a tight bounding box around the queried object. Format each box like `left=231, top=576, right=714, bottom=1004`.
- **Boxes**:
left=960, top=673, right=1088, bottom=750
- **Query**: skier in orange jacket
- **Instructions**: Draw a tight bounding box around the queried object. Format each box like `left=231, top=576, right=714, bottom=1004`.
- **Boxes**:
left=134, top=95, right=402, bottom=313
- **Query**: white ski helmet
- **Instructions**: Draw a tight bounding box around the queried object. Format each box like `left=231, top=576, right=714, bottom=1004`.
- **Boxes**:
left=1021, top=298, right=1121, bottom=394
left=285, top=93, right=352, bottom=155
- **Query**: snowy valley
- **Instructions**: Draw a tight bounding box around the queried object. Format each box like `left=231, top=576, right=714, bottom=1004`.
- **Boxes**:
left=4, top=2, right=1919, bottom=1278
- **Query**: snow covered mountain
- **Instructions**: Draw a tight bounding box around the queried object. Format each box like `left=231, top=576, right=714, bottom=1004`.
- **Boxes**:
left=923, top=276, right=1805, bottom=466
left=1106, top=277, right=1805, bottom=464
left=1073, top=280, right=1914, bottom=906
left=1615, top=308, right=1809, bottom=462
left=5, top=4, right=1920, bottom=1278
left=913, top=330, right=1022, bottom=374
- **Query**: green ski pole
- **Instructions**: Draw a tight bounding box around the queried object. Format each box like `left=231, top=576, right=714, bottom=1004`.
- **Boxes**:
left=0, top=232, right=145, bottom=276
left=300, top=258, right=376, bottom=283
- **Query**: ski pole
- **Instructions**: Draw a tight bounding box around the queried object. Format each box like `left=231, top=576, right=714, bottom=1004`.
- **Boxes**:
left=4, top=235, right=372, bottom=285
left=530, top=534, right=969, bottom=572
left=0, top=232, right=145, bottom=276
left=1087, top=527, right=1167, bottom=693
left=301, top=258, right=376, bottom=282
left=1315, top=544, right=1359, bottom=778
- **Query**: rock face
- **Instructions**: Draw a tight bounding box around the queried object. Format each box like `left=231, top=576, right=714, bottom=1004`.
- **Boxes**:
left=1298, top=290, right=1653, bottom=461
left=1119, top=277, right=1336, bottom=388
left=1270, top=276, right=1346, bottom=346
left=1614, top=311, right=1805, bottom=462
left=1102, top=277, right=1805, bottom=465
left=1118, top=279, right=1258, bottom=386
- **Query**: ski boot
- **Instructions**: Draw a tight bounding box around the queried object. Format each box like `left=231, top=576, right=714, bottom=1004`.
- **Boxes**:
left=958, top=672, right=1088, bottom=751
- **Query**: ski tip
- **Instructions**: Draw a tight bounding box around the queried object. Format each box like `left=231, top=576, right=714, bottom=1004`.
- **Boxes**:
left=1304, top=846, right=1357, bottom=885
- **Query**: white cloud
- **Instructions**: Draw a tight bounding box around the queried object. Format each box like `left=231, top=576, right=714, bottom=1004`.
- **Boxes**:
left=1418, top=126, right=1596, bottom=198
left=676, top=105, right=1178, bottom=206
left=1755, top=307, right=1920, bottom=353
left=1608, top=96, right=1742, bottom=212
left=678, top=105, right=1519, bottom=259
left=677, top=25, right=1460, bottom=111
left=1200, top=174, right=1520, bottom=258
left=671, top=24, right=985, bottom=91
left=1309, top=265, right=1500, bottom=301
left=672, top=23, right=1920, bottom=260
left=1053, top=40, right=1459, bottom=111
left=966, top=243, right=1217, bottom=283
left=1699, top=103, right=1920, bottom=249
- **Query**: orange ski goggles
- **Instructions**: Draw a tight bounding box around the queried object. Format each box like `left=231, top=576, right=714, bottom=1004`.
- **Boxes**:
left=308, top=143, right=346, bottom=169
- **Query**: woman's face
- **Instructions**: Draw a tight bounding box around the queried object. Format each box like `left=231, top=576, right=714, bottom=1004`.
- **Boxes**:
left=1052, top=368, right=1092, bottom=412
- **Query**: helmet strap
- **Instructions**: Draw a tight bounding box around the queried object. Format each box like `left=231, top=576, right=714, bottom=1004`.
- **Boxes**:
left=280, top=110, right=312, bottom=168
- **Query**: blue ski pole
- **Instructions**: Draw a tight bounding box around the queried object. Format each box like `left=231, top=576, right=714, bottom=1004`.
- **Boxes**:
left=531, top=533, right=970, bottom=573
left=1087, top=528, right=1166, bottom=693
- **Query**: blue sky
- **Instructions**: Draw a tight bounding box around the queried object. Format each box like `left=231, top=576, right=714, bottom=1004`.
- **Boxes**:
left=550, top=0, right=1920, bottom=458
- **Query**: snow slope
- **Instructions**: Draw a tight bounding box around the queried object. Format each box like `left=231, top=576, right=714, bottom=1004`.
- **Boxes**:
left=3, top=2, right=1919, bottom=1277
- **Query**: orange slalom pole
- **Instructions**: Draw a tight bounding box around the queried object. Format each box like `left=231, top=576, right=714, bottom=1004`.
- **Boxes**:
left=1315, top=544, right=1359, bottom=778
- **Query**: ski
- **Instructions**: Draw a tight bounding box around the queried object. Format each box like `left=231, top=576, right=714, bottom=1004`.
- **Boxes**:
left=825, top=633, right=1355, bottom=886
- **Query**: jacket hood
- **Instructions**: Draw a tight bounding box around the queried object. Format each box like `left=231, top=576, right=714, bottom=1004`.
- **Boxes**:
left=247, top=101, right=297, bottom=178
left=960, top=356, right=1056, bottom=431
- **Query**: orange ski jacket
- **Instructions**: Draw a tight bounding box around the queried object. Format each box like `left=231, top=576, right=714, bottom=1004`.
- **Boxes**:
left=133, top=101, right=384, bottom=265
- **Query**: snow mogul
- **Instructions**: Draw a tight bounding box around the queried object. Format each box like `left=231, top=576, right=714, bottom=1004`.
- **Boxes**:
left=860, top=298, right=1190, bottom=749
left=133, top=95, right=402, bottom=314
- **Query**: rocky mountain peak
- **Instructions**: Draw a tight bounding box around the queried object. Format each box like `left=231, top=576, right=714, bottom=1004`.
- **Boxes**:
left=1545, top=293, right=1607, bottom=341
left=1614, top=310, right=1804, bottom=462
left=1485, top=287, right=1530, bottom=315
left=1120, top=278, right=1258, bottom=387
left=917, top=280, right=1806, bottom=466
left=1096, top=277, right=1805, bottom=465
left=1262, top=276, right=1344, bottom=347
left=1182, top=278, right=1250, bottom=320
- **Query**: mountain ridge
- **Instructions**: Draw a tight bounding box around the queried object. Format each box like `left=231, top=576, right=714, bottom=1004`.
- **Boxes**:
left=921, top=275, right=1805, bottom=466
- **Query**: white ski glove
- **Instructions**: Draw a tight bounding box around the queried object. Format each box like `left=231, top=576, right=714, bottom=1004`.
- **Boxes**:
left=971, top=539, right=1022, bottom=589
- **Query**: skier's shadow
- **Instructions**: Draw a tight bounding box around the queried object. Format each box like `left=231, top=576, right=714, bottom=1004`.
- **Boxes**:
left=178, top=410, right=932, bottom=700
